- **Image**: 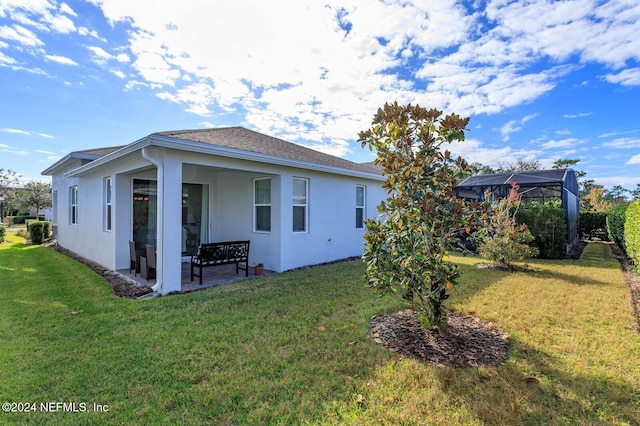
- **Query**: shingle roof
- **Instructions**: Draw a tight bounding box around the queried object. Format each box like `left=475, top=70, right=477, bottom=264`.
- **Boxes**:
left=75, top=146, right=124, bottom=157
left=153, top=127, right=381, bottom=175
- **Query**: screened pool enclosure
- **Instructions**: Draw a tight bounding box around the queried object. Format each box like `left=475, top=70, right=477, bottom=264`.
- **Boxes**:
left=454, top=169, right=580, bottom=245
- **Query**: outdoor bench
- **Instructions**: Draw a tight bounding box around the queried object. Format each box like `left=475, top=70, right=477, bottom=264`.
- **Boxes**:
left=190, top=240, right=250, bottom=284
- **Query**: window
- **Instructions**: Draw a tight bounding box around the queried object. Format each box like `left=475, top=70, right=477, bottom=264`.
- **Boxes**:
left=356, top=185, right=365, bottom=229
left=70, top=186, right=78, bottom=225
left=293, top=178, right=308, bottom=232
left=104, top=177, right=112, bottom=231
left=254, top=178, right=271, bottom=232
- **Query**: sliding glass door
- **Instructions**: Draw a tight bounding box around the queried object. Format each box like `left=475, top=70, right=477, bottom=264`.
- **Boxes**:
left=182, top=183, right=208, bottom=256
left=132, top=179, right=157, bottom=250
left=133, top=180, right=208, bottom=255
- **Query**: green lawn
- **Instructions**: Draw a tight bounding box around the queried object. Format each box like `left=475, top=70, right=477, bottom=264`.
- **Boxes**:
left=1, top=234, right=638, bottom=425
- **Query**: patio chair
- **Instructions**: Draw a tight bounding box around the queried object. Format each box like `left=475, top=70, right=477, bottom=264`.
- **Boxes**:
left=129, top=240, right=145, bottom=276
left=141, top=244, right=157, bottom=281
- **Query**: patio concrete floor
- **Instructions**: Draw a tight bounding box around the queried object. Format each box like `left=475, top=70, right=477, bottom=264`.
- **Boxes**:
left=117, top=262, right=275, bottom=293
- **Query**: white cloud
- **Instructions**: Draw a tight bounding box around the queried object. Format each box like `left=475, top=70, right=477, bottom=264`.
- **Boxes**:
left=605, top=68, right=640, bottom=86
left=63, top=0, right=635, bottom=160
left=2, top=0, right=640, bottom=165
left=0, top=24, right=43, bottom=47
left=449, top=138, right=541, bottom=169
left=87, top=46, right=113, bottom=61
left=78, top=26, right=105, bottom=41
left=603, top=137, right=640, bottom=149
left=627, top=154, right=640, bottom=165
left=45, top=12, right=75, bottom=33
left=541, top=138, right=583, bottom=149
left=0, top=51, right=16, bottom=65
left=59, top=3, right=77, bottom=17
left=37, top=132, right=54, bottom=139
left=499, top=113, right=539, bottom=141
left=2, top=128, right=30, bottom=135
left=44, top=54, right=77, bottom=66
left=564, top=112, right=592, bottom=119
left=500, top=120, right=520, bottom=141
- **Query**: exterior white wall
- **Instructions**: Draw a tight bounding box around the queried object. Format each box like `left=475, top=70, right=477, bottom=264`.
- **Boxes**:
left=278, top=169, right=385, bottom=271
left=53, top=170, right=115, bottom=268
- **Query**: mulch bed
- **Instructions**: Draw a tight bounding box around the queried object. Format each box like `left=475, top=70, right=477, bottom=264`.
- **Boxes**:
left=371, top=310, right=511, bottom=368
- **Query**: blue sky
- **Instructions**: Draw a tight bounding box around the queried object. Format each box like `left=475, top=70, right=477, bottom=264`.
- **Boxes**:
left=1, top=0, right=639, bottom=191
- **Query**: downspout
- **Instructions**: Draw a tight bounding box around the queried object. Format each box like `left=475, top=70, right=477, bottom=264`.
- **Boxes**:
left=141, top=146, right=164, bottom=294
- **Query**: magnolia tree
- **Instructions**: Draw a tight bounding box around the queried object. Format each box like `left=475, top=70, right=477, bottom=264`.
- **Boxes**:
left=359, top=102, right=479, bottom=329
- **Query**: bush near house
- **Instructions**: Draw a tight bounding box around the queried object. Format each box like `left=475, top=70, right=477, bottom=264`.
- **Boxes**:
left=625, top=200, right=640, bottom=271
left=0, top=224, right=5, bottom=243
left=27, top=221, right=50, bottom=245
left=607, top=202, right=630, bottom=254
left=516, top=200, right=566, bottom=259
left=476, top=181, right=538, bottom=268
left=8, top=215, right=45, bottom=225
left=580, top=211, right=608, bottom=240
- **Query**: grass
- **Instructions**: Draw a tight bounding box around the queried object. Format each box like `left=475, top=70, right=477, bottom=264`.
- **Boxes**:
left=1, top=234, right=639, bottom=425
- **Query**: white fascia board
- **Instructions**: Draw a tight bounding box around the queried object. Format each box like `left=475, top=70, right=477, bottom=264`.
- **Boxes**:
left=63, top=137, right=151, bottom=177
left=42, top=152, right=107, bottom=176
left=65, top=134, right=384, bottom=181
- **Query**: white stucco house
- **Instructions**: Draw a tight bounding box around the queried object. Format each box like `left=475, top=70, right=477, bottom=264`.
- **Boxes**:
left=42, top=127, right=385, bottom=295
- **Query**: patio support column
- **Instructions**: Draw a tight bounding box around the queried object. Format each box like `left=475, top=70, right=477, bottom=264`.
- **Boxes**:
left=159, top=154, right=183, bottom=294
left=142, top=147, right=182, bottom=295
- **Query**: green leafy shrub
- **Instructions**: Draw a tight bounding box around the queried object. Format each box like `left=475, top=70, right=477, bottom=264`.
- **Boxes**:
left=359, top=102, right=478, bottom=329
left=28, top=221, right=50, bottom=245
left=625, top=200, right=640, bottom=272
left=9, top=215, right=44, bottom=225
left=580, top=211, right=608, bottom=240
left=516, top=200, right=567, bottom=259
left=0, top=224, right=5, bottom=243
left=476, top=181, right=538, bottom=268
left=607, top=202, right=629, bottom=254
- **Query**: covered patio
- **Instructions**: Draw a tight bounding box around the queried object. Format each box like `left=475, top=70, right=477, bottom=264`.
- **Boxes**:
left=117, top=262, right=274, bottom=294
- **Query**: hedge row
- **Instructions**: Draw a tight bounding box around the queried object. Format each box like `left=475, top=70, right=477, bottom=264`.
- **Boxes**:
left=6, top=215, right=46, bottom=225
left=625, top=200, right=640, bottom=271
left=516, top=201, right=566, bottom=259
left=607, top=202, right=629, bottom=254
left=580, top=211, right=608, bottom=240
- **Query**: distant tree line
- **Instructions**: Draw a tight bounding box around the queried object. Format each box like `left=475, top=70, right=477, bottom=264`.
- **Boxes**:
left=0, top=168, right=52, bottom=222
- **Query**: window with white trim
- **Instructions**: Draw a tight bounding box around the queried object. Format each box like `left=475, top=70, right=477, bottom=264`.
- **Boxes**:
left=70, top=186, right=78, bottom=225
left=293, top=178, right=308, bottom=232
left=104, top=177, right=112, bottom=231
left=356, top=185, right=365, bottom=229
left=254, top=178, right=271, bottom=232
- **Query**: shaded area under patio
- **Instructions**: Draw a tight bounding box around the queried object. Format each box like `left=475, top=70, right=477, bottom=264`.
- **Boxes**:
left=117, top=262, right=275, bottom=294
